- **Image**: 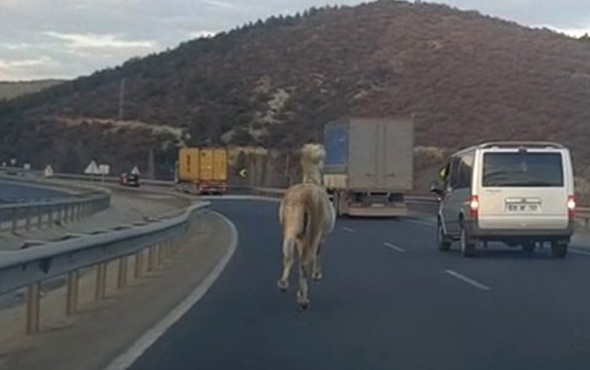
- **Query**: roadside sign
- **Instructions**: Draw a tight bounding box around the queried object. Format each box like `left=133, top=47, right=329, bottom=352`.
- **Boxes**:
left=98, top=164, right=110, bottom=175
left=131, top=166, right=141, bottom=175
left=84, top=161, right=100, bottom=175
left=23, top=163, right=31, bottom=170
left=44, top=165, right=54, bottom=177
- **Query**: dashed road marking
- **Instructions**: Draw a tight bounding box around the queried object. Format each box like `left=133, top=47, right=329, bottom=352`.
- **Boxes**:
left=342, top=226, right=356, bottom=233
left=384, top=242, right=405, bottom=253
left=444, top=269, right=491, bottom=291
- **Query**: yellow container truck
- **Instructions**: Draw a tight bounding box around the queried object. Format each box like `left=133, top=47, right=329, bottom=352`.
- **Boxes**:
left=177, top=147, right=228, bottom=194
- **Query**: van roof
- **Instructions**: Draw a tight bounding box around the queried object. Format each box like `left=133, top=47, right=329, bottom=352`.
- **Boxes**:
left=454, top=141, right=566, bottom=156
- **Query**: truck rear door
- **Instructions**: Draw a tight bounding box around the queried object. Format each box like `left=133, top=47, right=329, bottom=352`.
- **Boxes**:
left=383, top=120, right=413, bottom=191
left=199, top=149, right=214, bottom=181
left=213, top=149, right=228, bottom=182
left=348, top=120, right=379, bottom=190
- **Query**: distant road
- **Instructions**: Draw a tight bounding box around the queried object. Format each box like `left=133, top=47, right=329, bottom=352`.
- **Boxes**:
left=0, top=180, right=68, bottom=203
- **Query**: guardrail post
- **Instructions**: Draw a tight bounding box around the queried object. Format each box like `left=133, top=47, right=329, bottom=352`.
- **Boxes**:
left=157, top=244, right=164, bottom=266
left=61, top=205, right=68, bottom=224
left=25, top=207, right=31, bottom=231
left=76, top=204, right=82, bottom=220
left=70, top=205, right=75, bottom=222
left=163, top=241, right=170, bottom=259
left=118, top=257, right=128, bottom=289
left=48, top=205, right=54, bottom=227
left=147, top=247, right=157, bottom=272
left=12, top=208, right=18, bottom=234
left=168, top=241, right=174, bottom=258
left=95, top=263, right=107, bottom=300
left=37, top=206, right=43, bottom=229
left=586, top=217, right=589, bottom=228
left=26, top=283, right=41, bottom=334
left=66, top=271, right=79, bottom=316
left=134, top=251, right=145, bottom=278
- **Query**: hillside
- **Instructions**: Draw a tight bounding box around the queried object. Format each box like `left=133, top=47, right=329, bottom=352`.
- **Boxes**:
left=0, top=79, right=65, bottom=101
left=1, top=0, right=590, bottom=186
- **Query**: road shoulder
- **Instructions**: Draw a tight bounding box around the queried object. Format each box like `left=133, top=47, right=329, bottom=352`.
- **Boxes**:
left=0, top=211, right=235, bottom=370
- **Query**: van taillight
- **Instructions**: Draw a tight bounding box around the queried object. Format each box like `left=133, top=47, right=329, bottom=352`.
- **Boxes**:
left=568, top=195, right=576, bottom=219
left=470, top=195, right=480, bottom=218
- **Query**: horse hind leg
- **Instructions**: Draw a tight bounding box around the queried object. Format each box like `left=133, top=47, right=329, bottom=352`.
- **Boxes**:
left=296, top=261, right=311, bottom=310
left=311, top=239, right=324, bottom=282
left=277, top=237, right=295, bottom=292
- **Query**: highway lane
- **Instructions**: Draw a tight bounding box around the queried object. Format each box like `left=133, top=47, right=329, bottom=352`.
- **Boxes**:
left=0, top=180, right=68, bottom=203
left=130, top=200, right=590, bottom=370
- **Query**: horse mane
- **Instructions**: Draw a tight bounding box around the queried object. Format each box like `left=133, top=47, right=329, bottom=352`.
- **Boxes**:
left=300, top=143, right=325, bottom=186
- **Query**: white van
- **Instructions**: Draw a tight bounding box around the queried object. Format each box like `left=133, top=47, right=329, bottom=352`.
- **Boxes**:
left=431, top=142, right=576, bottom=258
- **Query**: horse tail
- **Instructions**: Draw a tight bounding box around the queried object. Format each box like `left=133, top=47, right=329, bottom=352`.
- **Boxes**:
left=281, top=200, right=307, bottom=257
left=300, top=191, right=323, bottom=266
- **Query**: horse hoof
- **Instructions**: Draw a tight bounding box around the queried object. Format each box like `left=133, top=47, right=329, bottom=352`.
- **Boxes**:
left=312, top=272, right=323, bottom=282
left=299, top=301, right=309, bottom=311
left=277, top=280, right=289, bottom=292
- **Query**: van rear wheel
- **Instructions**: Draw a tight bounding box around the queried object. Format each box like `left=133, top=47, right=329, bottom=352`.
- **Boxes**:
left=551, top=241, right=568, bottom=259
left=460, top=226, right=475, bottom=257
left=437, top=221, right=451, bottom=251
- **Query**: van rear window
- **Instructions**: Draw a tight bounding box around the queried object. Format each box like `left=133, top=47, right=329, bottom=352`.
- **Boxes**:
left=482, top=152, right=564, bottom=187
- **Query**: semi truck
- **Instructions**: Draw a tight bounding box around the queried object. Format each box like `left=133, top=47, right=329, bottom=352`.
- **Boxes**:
left=177, top=147, right=228, bottom=194
left=323, top=117, right=414, bottom=217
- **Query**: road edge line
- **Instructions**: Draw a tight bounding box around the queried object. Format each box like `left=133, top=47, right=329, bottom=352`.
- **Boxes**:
left=103, top=211, right=239, bottom=370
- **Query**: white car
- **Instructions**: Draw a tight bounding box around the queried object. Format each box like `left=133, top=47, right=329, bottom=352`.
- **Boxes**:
left=431, top=142, right=576, bottom=258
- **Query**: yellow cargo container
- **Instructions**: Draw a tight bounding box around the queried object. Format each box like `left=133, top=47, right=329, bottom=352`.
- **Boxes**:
left=177, top=147, right=228, bottom=194
left=178, top=147, right=200, bottom=182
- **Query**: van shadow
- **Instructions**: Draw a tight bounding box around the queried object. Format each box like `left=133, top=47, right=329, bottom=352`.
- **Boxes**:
left=447, top=246, right=556, bottom=260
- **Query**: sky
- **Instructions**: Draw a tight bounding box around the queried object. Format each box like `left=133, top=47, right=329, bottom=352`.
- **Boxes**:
left=0, top=0, right=589, bottom=81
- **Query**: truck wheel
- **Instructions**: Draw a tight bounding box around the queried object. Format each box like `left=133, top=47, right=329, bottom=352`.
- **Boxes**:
left=522, top=242, right=536, bottom=253
left=551, top=241, right=568, bottom=259
left=460, top=226, right=475, bottom=257
left=437, top=221, right=451, bottom=251
left=331, top=192, right=340, bottom=217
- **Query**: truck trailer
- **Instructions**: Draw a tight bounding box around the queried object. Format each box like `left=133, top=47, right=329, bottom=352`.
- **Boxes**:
left=323, top=117, right=414, bottom=217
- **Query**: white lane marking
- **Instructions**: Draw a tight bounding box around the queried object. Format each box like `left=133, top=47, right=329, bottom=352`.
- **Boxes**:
left=403, top=219, right=436, bottom=227
left=104, top=212, right=238, bottom=370
left=570, top=248, right=590, bottom=256
left=444, top=269, right=491, bottom=291
left=342, top=226, right=356, bottom=233
left=384, top=242, right=405, bottom=253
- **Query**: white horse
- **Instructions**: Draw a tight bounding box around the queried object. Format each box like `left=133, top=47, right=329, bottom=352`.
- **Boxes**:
left=277, top=144, right=335, bottom=310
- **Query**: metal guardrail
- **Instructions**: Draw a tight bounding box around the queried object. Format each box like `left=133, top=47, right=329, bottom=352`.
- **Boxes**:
left=0, top=166, right=173, bottom=187
left=579, top=207, right=590, bottom=228
left=0, top=201, right=209, bottom=334
left=0, top=189, right=111, bottom=234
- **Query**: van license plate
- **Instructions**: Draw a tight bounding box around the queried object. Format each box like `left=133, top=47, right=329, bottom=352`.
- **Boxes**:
left=506, top=204, right=540, bottom=212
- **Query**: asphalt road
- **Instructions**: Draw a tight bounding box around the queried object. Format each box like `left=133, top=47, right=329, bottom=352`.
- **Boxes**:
left=0, top=180, right=68, bottom=203
left=130, top=199, right=590, bottom=370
